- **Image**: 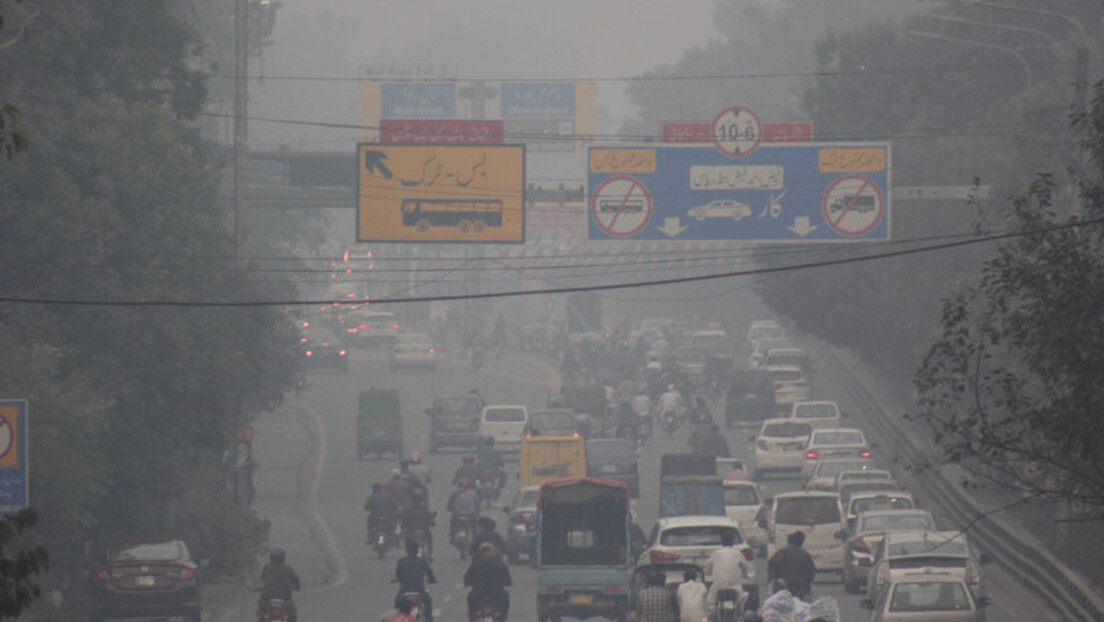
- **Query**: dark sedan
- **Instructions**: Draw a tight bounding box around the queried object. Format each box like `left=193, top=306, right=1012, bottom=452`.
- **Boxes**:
left=586, top=438, right=639, bottom=498
left=88, top=539, right=203, bottom=622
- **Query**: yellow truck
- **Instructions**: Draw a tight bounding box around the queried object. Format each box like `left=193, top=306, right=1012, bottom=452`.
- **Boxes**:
left=519, top=435, right=587, bottom=488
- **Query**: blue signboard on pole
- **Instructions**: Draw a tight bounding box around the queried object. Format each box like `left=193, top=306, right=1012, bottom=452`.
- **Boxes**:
left=500, top=82, right=575, bottom=118
left=381, top=83, right=457, bottom=119
left=0, top=400, right=28, bottom=514
left=586, top=143, right=891, bottom=242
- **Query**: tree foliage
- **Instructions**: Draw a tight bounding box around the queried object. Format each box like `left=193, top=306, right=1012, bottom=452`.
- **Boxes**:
left=913, top=82, right=1104, bottom=516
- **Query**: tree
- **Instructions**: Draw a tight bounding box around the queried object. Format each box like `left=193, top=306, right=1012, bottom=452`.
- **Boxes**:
left=913, top=81, right=1104, bottom=519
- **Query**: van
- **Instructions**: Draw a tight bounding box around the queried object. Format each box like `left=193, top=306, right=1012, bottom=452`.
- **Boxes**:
left=479, top=405, right=528, bottom=454
left=519, top=434, right=586, bottom=488
left=766, top=490, right=848, bottom=571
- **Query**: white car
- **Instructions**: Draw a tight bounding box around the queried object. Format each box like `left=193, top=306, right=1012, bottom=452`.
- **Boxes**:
left=723, top=480, right=768, bottom=553
left=789, top=400, right=842, bottom=429
left=389, top=333, right=436, bottom=372
left=764, top=365, right=811, bottom=412
left=751, top=418, right=813, bottom=478
left=642, top=515, right=757, bottom=586
left=688, top=199, right=753, bottom=221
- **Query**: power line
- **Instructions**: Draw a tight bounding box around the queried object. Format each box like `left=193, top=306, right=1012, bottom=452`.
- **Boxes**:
left=2, top=218, right=1098, bottom=308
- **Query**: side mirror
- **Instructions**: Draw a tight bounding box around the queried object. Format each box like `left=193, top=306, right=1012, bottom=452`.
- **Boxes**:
left=977, top=596, right=992, bottom=608
left=859, top=598, right=873, bottom=610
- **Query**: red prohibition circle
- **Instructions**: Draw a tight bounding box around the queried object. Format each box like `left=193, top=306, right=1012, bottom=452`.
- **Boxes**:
left=590, top=175, right=653, bottom=238
left=712, top=106, right=762, bottom=158
left=821, top=174, right=885, bottom=237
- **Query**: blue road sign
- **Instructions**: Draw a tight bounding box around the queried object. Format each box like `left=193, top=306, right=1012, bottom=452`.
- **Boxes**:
left=586, top=144, right=891, bottom=242
left=381, top=83, right=457, bottom=119
left=0, top=400, right=28, bottom=515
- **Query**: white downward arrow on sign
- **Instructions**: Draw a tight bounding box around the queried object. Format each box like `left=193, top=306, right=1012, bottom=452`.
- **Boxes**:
left=787, top=216, right=818, bottom=237
left=656, top=217, right=688, bottom=237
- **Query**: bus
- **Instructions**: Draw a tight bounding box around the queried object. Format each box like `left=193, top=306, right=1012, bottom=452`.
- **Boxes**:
left=401, top=198, right=504, bottom=232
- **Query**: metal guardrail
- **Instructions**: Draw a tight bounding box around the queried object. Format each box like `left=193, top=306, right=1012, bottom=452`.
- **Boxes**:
left=815, top=343, right=1104, bottom=621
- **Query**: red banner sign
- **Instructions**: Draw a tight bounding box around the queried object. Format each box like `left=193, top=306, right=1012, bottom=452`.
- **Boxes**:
left=379, top=119, right=504, bottom=144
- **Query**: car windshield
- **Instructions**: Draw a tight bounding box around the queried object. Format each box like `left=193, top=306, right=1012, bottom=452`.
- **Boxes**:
left=859, top=514, right=933, bottom=533
left=888, top=538, right=968, bottom=557
left=484, top=408, right=525, bottom=423
left=774, top=497, right=840, bottom=524
left=811, top=431, right=865, bottom=446
left=659, top=526, right=742, bottom=546
left=724, top=486, right=760, bottom=506
left=889, top=582, right=971, bottom=612
left=437, top=397, right=480, bottom=415
left=109, top=542, right=184, bottom=562
left=530, top=411, right=575, bottom=430
left=587, top=440, right=635, bottom=461
left=850, top=496, right=914, bottom=514
left=762, top=422, right=812, bottom=438
left=793, top=404, right=838, bottom=419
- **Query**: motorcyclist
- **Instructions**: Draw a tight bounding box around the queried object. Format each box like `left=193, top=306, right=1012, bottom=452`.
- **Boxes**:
left=476, top=437, right=506, bottom=493
left=469, top=516, right=509, bottom=560
left=258, top=547, right=300, bottom=622
left=704, top=530, right=750, bottom=617
left=453, top=454, right=482, bottom=487
left=464, top=542, right=512, bottom=621
left=767, top=531, right=816, bottom=601
left=408, top=451, right=432, bottom=486
left=401, top=489, right=436, bottom=560
left=395, top=539, right=437, bottom=622
left=365, top=482, right=398, bottom=544
left=447, top=478, right=481, bottom=544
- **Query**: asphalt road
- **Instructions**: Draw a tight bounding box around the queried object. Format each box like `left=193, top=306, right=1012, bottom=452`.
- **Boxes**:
left=216, top=338, right=1057, bottom=622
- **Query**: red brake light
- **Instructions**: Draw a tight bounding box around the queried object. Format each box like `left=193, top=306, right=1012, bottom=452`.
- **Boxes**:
left=858, top=450, right=872, bottom=458
left=805, top=451, right=819, bottom=460
left=650, top=550, right=680, bottom=563
left=742, top=548, right=755, bottom=562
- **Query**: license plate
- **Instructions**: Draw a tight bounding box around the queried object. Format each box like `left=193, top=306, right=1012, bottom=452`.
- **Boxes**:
left=570, top=594, right=593, bottom=604
left=135, top=575, right=155, bottom=587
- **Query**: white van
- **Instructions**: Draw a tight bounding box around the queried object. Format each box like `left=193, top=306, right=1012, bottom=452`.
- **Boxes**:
left=766, top=490, right=848, bottom=571
left=479, top=405, right=528, bottom=454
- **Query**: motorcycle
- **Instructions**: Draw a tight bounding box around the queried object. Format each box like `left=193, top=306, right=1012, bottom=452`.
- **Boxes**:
left=715, top=587, right=741, bottom=622
left=453, top=514, right=476, bottom=560
left=470, top=594, right=502, bottom=622
left=257, top=598, right=290, bottom=622
left=662, top=410, right=679, bottom=438
left=368, top=516, right=393, bottom=558
left=478, top=470, right=500, bottom=508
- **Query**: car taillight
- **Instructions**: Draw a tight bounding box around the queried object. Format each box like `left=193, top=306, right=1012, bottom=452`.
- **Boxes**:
left=858, top=450, right=872, bottom=458
left=742, top=548, right=755, bottom=562
left=650, top=550, right=680, bottom=563
left=805, top=451, right=818, bottom=460
left=851, top=538, right=870, bottom=554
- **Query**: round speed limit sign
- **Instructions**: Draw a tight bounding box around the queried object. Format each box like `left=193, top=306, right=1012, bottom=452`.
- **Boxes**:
left=712, top=106, right=761, bottom=158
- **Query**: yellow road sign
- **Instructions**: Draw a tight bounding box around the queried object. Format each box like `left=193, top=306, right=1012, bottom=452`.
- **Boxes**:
left=357, top=144, right=525, bottom=243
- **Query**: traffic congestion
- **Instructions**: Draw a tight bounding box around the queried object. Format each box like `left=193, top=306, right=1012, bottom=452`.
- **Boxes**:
left=251, top=304, right=1027, bottom=622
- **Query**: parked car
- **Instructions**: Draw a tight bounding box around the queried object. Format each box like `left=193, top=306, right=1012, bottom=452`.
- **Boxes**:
left=765, top=491, right=848, bottom=572
left=789, top=400, right=842, bottom=429
left=87, top=539, right=204, bottom=622
left=426, top=392, right=485, bottom=453
left=586, top=438, right=639, bottom=498
left=800, top=428, right=872, bottom=481
left=750, top=418, right=813, bottom=479
left=643, top=515, right=757, bottom=590
left=843, top=509, right=936, bottom=593
left=868, top=530, right=992, bottom=601
left=502, top=485, right=540, bottom=564
left=389, top=333, right=436, bottom=372
left=860, top=578, right=991, bottom=621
